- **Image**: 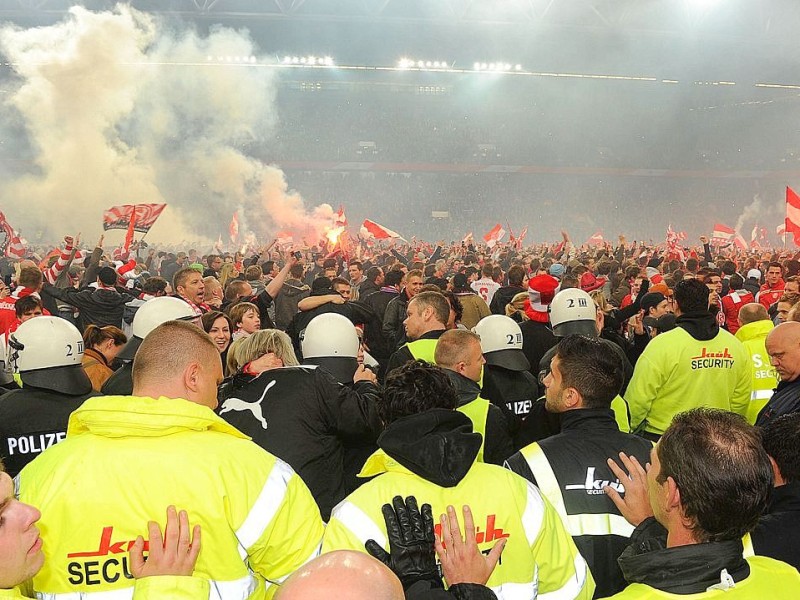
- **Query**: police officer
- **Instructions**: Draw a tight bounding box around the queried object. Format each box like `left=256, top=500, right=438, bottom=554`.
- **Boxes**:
left=0, top=316, right=98, bottom=477
left=101, top=296, right=196, bottom=395
left=505, top=335, right=653, bottom=598
left=218, top=327, right=381, bottom=520
left=302, top=313, right=382, bottom=494
left=474, top=315, right=539, bottom=432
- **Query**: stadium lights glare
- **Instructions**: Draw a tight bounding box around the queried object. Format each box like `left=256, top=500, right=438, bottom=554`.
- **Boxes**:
left=281, top=55, right=335, bottom=66
left=397, top=58, right=451, bottom=71
left=473, top=62, right=519, bottom=72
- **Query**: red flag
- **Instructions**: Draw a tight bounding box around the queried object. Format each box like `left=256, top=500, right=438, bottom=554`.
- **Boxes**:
left=483, top=224, right=506, bottom=248
left=786, top=187, right=800, bottom=246
left=103, top=204, right=166, bottom=233
left=123, top=208, right=136, bottom=252
left=734, top=233, right=748, bottom=251
left=0, top=211, right=25, bottom=259
left=586, top=232, right=604, bottom=247
left=361, top=219, right=401, bottom=240
left=229, top=212, right=239, bottom=243
left=334, top=205, right=348, bottom=227
left=711, top=223, right=735, bottom=243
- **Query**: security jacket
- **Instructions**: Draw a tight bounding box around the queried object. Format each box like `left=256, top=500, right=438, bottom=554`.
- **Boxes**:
left=625, top=312, right=751, bottom=436
left=323, top=409, right=595, bottom=600
left=505, top=409, right=653, bottom=598
left=17, top=395, right=324, bottom=599
left=607, top=518, right=800, bottom=598
left=1, top=577, right=209, bottom=600
left=734, top=319, right=777, bottom=424
left=217, top=366, right=382, bottom=520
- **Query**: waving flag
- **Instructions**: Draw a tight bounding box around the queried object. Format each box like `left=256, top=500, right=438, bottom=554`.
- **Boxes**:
left=711, top=223, right=735, bottom=244
left=786, top=187, right=800, bottom=246
left=229, top=211, right=239, bottom=244
left=586, top=232, right=604, bottom=247
left=483, top=224, right=507, bottom=248
left=666, top=225, right=686, bottom=261
left=103, top=204, right=166, bottom=233
left=334, top=205, right=348, bottom=228
left=362, top=219, right=402, bottom=240
left=0, top=212, right=25, bottom=259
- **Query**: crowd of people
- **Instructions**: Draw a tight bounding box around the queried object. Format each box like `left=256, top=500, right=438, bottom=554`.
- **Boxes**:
left=0, top=228, right=798, bottom=599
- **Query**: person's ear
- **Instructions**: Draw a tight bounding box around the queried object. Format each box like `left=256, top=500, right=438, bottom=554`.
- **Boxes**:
left=183, top=361, right=202, bottom=395
left=563, top=387, right=581, bottom=409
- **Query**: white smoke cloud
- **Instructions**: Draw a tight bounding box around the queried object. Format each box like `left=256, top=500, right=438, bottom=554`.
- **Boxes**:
left=0, top=4, right=332, bottom=245
left=734, top=193, right=783, bottom=237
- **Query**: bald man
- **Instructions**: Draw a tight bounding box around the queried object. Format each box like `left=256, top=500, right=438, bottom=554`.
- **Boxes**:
left=757, top=321, right=800, bottom=425
left=17, top=320, right=324, bottom=599
left=736, top=303, right=778, bottom=423
left=276, top=551, right=403, bottom=600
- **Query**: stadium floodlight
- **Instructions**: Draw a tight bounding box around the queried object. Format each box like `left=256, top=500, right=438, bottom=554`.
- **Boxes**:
left=474, top=62, right=481, bottom=70
left=515, top=64, right=522, bottom=71
left=308, top=56, right=316, bottom=65
left=292, top=56, right=300, bottom=64
left=323, top=56, right=334, bottom=66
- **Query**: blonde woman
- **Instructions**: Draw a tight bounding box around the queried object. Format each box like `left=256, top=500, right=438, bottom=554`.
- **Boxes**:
left=217, top=262, right=239, bottom=289
left=216, top=329, right=380, bottom=520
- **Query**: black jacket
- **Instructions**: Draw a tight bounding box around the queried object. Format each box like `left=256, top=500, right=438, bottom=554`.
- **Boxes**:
left=101, top=362, right=133, bottom=395
left=505, top=409, right=653, bottom=598
left=0, top=387, right=97, bottom=477
left=383, top=290, right=411, bottom=351
left=489, top=285, right=525, bottom=316
left=617, top=518, right=752, bottom=594
left=217, top=366, right=382, bottom=520
left=273, top=278, right=310, bottom=331
left=43, top=284, right=135, bottom=333
left=287, top=300, right=387, bottom=362
left=445, top=370, right=514, bottom=466
left=362, top=287, right=399, bottom=325
left=480, top=364, right=538, bottom=434
left=755, top=377, right=800, bottom=426
left=751, top=480, right=800, bottom=570
left=518, top=319, right=558, bottom=380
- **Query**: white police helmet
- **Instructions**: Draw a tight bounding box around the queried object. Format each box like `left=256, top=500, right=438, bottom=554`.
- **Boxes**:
left=472, top=315, right=530, bottom=371
left=548, top=288, right=598, bottom=337
left=9, top=316, right=92, bottom=395
left=117, top=296, right=196, bottom=361
left=301, top=313, right=360, bottom=383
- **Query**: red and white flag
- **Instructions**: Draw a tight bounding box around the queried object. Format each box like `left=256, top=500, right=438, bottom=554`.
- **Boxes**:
left=734, top=233, right=748, bottom=251
left=229, top=212, right=239, bottom=244
left=786, top=186, right=800, bottom=246
left=102, top=204, right=166, bottom=233
left=483, top=224, right=507, bottom=248
left=462, top=232, right=474, bottom=244
left=0, top=212, right=25, bottom=259
left=666, top=226, right=686, bottom=260
left=361, top=219, right=402, bottom=240
left=778, top=223, right=787, bottom=237
left=517, top=226, right=529, bottom=244
left=334, top=205, right=348, bottom=228
left=711, top=223, right=735, bottom=243
left=586, top=232, right=604, bottom=247
left=275, top=231, right=294, bottom=247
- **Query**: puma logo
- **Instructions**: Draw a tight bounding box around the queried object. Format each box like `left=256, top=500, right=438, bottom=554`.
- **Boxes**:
left=219, top=380, right=275, bottom=430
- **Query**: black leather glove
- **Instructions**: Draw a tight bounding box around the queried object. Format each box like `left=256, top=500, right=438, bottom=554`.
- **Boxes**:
left=365, top=495, right=443, bottom=590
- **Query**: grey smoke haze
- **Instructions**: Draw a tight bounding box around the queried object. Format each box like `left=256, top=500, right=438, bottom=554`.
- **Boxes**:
left=0, top=5, right=334, bottom=244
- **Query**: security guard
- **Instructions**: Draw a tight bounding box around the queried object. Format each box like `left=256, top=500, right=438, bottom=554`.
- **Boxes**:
left=18, top=321, right=324, bottom=599
left=434, top=329, right=513, bottom=465
left=323, top=360, right=595, bottom=600
left=474, top=314, right=539, bottom=430
left=506, top=335, right=653, bottom=598
left=735, top=303, right=778, bottom=424
left=625, top=279, right=751, bottom=439
left=101, top=296, right=196, bottom=395
left=384, top=291, right=449, bottom=377
left=0, top=316, right=98, bottom=477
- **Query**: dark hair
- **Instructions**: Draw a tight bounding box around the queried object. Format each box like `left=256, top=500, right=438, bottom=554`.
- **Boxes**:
left=555, top=335, right=623, bottom=409
left=768, top=261, right=783, bottom=273
left=365, top=266, right=382, bottom=284
left=83, top=324, right=127, bottom=348
left=98, top=266, right=117, bottom=286
left=657, top=408, right=772, bottom=543
left=224, top=279, right=252, bottom=302
left=261, top=260, right=276, bottom=276
left=685, top=257, right=698, bottom=273
left=349, top=260, right=363, bottom=271
left=322, top=258, right=337, bottom=270
left=201, top=310, right=233, bottom=335
left=761, top=413, right=800, bottom=483
left=380, top=360, right=457, bottom=424
left=409, top=291, right=450, bottom=326
left=441, top=290, right=463, bottom=323
left=289, top=263, right=305, bottom=279
left=245, top=265, right=262, bottom=281
left=15, top=295, right=42, bottom=318
left=721, top=261, right=736, bottom=276
left=142, top=276, right=168, bottom=296
left=206, top=254, right=220, bottom=267
left=384, top=270, right=404, bottom=287
left=508, top=265, right=525, bottom=287
left=330, top=277, right=350, bottom=291
left=674, top=279, right=710, bottom=313
left=729, top=273, right=744, bottom=290
left=560, top=274, right=579, bottom=290
left=424, top=264, right=436, bottom=278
